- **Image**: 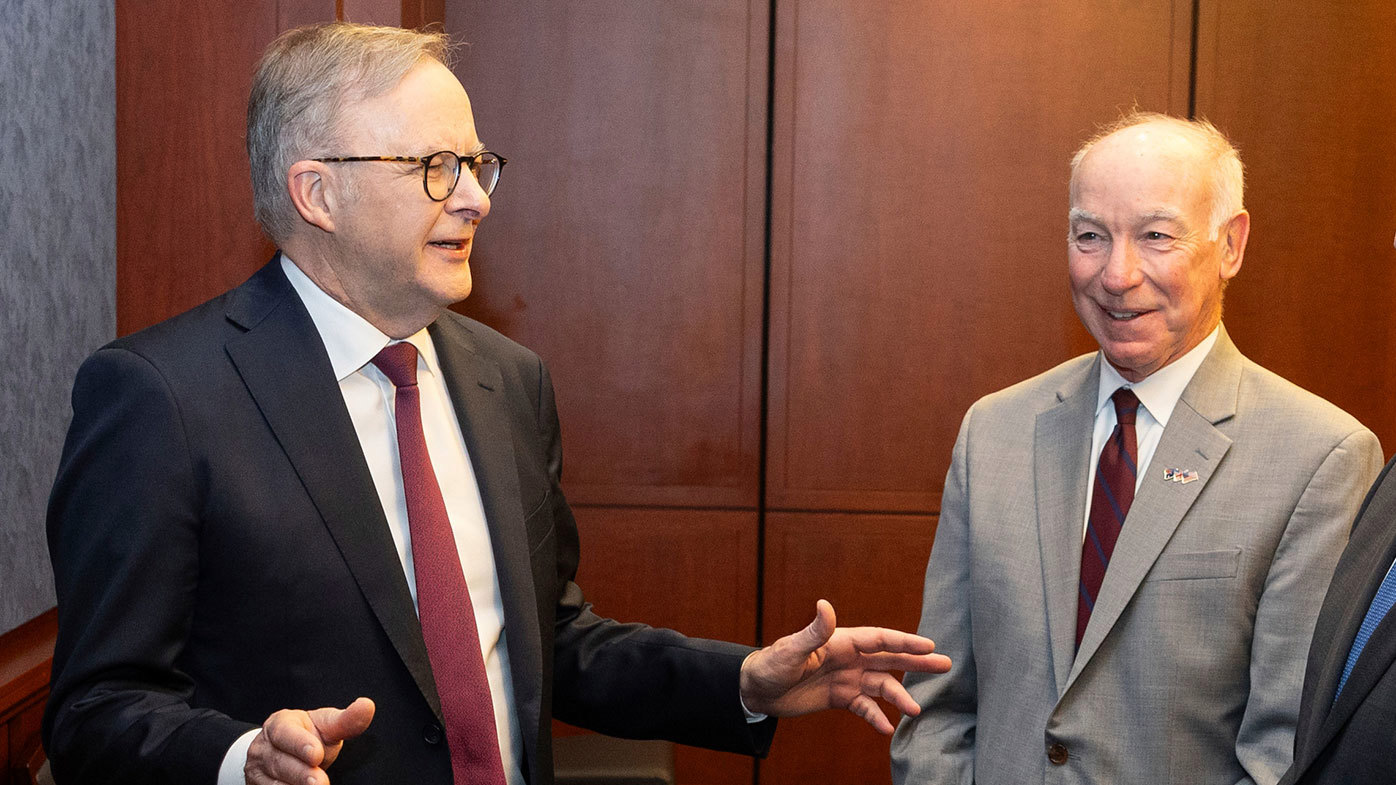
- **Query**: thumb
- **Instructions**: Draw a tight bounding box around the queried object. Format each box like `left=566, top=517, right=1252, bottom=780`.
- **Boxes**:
left=310, top=697, right=376, bottom=745
left=792, top=599, right=836, bottom=654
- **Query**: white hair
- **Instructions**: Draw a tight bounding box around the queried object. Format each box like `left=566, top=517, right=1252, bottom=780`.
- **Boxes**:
left=246, top=23, right=451, bottom=243
left=1069, top=111, right=1245, bottom=239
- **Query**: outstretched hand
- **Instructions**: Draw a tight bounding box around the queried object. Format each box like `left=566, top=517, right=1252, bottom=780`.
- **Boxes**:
left=739, top=600, right=950, bottom=734
left=244, top=697, right=376, bottom=785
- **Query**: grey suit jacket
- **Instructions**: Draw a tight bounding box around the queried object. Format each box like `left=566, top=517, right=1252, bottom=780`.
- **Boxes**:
left=891, top=328, right=1382, bottom=785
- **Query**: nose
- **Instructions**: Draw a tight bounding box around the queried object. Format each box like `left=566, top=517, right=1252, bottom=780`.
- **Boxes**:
left=445, top=170, right=491, bottom=221
left=1099, top=239, right=1143, bottom=295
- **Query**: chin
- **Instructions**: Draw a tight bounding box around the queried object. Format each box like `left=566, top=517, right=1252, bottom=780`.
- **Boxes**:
left=429, top=273, right=474, bottom=307
left=1103, top=353, right=1163, bottom=381
left=1097, top=340, right=1157, bottom=374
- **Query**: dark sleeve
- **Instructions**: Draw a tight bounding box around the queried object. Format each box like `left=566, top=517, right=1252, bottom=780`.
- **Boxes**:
left=531, top=359, right=777, bottom=756
left=43, top=347, right=255, bottom=785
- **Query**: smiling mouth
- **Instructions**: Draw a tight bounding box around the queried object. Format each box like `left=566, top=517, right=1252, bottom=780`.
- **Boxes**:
left=1103, top=307, right=1146, bottom=321
left=429, top=240, right=468, bottom=251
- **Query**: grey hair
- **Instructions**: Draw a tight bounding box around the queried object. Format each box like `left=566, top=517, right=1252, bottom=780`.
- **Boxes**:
left=246, top=22, right=450, bottom=243
left=1069, top=111, right=1245, bottom=239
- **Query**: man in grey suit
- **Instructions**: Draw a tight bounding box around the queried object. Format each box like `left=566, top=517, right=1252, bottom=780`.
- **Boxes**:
left=890, top=112, right=1383, bottom=785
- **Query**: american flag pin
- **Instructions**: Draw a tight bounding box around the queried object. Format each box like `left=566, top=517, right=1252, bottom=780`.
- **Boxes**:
left=1163, top=468, right=1199, bottom=484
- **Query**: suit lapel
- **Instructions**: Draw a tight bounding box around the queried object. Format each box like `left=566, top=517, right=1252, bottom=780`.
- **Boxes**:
left=430, top=316, right=544, bottom=760
left=1301, top=463, right=1396, bottom=765
left=1066, top=331, right=1238, bottom=687
left=222, top=259, right=443, bottom=720
left=1035, top=356, right=1100, bottom=694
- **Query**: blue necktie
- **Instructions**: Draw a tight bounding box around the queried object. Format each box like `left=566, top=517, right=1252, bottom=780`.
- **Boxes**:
left=1334, top=558, right=1396, bottom=701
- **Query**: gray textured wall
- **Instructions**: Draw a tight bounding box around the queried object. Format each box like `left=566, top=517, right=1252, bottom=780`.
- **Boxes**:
left=1, top=0, right=115, bottom=635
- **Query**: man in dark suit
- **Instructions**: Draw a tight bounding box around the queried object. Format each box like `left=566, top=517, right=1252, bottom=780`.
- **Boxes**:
left=42, top=22, right=950, bottom=785
left=1278, top=231, right=1396, bottom=785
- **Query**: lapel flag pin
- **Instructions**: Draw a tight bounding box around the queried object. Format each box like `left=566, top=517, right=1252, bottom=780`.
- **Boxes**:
left=1163, top=468, right=1199, bottom=484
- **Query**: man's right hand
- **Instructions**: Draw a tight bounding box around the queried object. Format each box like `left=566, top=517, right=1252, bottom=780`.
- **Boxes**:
left=244, top=697, right=375, bottom=785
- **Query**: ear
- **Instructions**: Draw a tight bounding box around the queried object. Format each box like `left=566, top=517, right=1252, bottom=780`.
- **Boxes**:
left=286, top=160, right=338, bottom=233
left=1218, top=210, right=1250, bottom=281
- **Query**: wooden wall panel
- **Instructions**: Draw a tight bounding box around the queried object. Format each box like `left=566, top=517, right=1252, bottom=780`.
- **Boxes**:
left=569, top=507, right=758, bottom=643
left=1194, top=0, right=1396, bottom=454
left=445, top=1, right=768, bottom=508
left=401, top=0, right=446, bottom=30
left=562, top=506, right=759, bottom=785
left=340, top=0, right=402, bottom=26
left=115, top=1, right=338, bottom=335
left=759, top=512, right=936, bottom=785
left=766, top=0, right=1194, bottom=512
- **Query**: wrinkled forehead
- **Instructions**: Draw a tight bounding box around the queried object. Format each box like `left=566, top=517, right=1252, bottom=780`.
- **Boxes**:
left=342, top=59, right=480, bottom=151
left=1071, top=127, right=1211, bottom=219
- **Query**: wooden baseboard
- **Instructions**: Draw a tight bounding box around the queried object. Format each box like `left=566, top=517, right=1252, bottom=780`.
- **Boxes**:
left=1, top=609, right=57, bottom=785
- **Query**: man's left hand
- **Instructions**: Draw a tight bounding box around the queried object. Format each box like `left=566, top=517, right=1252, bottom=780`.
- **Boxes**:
left=739, top=599, right=951, bottom=734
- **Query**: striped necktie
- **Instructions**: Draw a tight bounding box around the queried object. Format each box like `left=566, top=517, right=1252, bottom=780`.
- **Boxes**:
left=1077, top=388, right=1139, bottom=648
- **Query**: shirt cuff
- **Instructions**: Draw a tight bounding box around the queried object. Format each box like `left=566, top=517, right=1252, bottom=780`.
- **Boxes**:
left=217, top=728, right=260, bottom=785
left=739, top=694, right=768, bottom=724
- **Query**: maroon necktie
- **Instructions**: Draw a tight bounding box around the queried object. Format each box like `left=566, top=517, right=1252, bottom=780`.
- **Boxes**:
left=1077, top=388, right=1139, bottom=648
left=372, top=342, right=507, bottom=785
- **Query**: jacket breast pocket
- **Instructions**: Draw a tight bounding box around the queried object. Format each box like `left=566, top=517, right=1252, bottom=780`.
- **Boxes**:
left=1146, top=548, right=1241, bottom=581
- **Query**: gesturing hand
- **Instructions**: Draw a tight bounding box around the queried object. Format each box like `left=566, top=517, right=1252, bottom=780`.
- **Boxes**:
left=244, top=696, right=376, bottom=785
left=739, top=600, right=951, bottom=734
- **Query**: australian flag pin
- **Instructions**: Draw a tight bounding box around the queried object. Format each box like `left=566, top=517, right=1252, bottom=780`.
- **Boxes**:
left=1163, top=467, right=1199, bottom=484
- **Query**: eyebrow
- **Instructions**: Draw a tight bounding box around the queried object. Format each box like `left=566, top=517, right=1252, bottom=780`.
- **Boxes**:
left=1068, top=208, right=1102, bottom=225
left=419, top=142, right=486, bottom=156
left=1067, top=208, right=1186, bottom=226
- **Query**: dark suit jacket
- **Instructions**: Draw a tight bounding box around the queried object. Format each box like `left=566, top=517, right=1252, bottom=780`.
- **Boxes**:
left=1280, top=455, right=1396, bottom=785
left=43, top=258, right=773, bottom=785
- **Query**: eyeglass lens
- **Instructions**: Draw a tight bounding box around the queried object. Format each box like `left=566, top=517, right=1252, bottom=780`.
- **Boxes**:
left=424, top=151, right=503, bottom=200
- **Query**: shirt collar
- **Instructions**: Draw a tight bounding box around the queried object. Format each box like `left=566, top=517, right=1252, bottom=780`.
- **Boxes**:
left=1095, top=325, right=1220, bottom=426
left=280, top=254, right=442, bottom=382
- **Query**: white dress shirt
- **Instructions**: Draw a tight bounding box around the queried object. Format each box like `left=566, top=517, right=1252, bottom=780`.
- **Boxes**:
left=1083, top=325, right=1221, bottom=538
left=218, top=256, right=524, bottom=785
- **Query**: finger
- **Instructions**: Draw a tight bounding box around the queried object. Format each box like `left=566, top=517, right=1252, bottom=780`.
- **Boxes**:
left=847, top=692, right=895, bottom=735
left=266, top=753, right=325, bottom=785
left=247, top=732, right=324, bottom=785
left=245, top=769, right=299, bottom=785
left=790, top=599, right=837, bottom=655
left=262, top=711, right=324, bottom=766
left=862, top=671, right=924, bottom=718
left=857, top=651, right=953, bottom=673
left=311, top=697, right=377, bottom=744
left=844, top=627, right=939, bottom=655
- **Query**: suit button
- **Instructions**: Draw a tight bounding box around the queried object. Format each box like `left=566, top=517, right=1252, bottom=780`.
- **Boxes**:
left=423, top=723, right=443, bottom=745
left=1047, top=743, right=1069, bottom=765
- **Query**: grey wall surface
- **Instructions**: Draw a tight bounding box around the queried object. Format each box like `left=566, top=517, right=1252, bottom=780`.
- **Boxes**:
left=1, top=0, right=116, bottom=635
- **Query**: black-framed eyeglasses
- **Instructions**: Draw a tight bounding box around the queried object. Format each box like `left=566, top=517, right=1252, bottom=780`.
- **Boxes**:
left=313, top=150, right=508, bottom=201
